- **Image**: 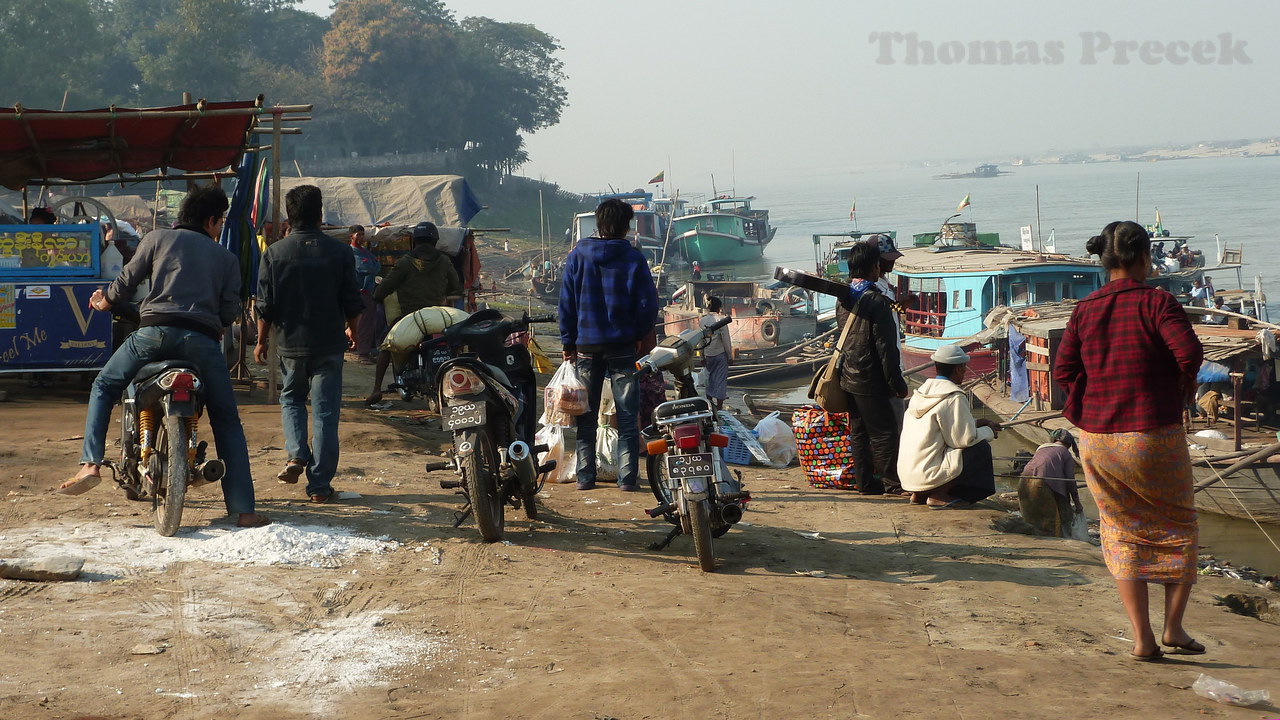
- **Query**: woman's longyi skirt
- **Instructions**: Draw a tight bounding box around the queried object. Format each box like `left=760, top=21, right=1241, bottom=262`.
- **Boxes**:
left=1079, top=424, right=1198, bottom=584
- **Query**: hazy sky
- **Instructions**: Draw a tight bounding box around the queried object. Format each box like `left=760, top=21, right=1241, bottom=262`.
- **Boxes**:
left=299, top=0, right=1278, bottom=193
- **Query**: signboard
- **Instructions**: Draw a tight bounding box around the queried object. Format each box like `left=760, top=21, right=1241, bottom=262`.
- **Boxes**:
left=1020, top=225, right=1034, bottom=252
left=0, top=224, right=101, bottom=278
left=0, top=281, right=112, bottom=371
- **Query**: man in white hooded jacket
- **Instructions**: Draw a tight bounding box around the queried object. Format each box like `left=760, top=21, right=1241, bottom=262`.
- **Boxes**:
left=898, top=344, right=1001, bottom=508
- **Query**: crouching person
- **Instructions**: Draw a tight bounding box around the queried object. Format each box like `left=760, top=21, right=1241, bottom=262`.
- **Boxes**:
left=898, top=344, right=1000, bottom=509
left=1018, top=429, right=1085, bottom=536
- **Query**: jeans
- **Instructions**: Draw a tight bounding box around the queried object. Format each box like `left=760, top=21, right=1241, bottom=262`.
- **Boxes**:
left=82, top=326, right=256, bottom=516
left=278, top=353, right=344, bottom=497
left=574, top=349, right=639, bottom=488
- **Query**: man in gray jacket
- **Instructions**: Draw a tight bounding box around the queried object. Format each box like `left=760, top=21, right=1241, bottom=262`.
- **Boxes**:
left=58, top=187, right=269, bottom=528
left=256, top=185, right=363, bottom=503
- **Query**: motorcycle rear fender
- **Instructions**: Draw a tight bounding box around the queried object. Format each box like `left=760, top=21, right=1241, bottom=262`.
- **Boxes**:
left=163, top=396, right=197, bottom=417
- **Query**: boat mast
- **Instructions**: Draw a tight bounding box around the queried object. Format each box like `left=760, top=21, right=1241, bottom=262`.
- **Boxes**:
left=1035, top=184, right=1042, bottom=252
left=1135, top=172, right=1140, bottom=220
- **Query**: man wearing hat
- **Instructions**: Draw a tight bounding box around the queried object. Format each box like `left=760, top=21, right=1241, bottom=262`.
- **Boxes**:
left=366, top=221, right=463, bottom=405
left=898, top=344, right=1001, bottom=508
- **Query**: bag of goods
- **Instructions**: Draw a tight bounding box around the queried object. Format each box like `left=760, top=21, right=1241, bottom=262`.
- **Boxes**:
left=535, top=424, right=573, bottom=483
left=754, top=411, right=797, bottom=467
left=792, top=406, right=859, bottom=489
left=540, top=361, right=588, bottom=426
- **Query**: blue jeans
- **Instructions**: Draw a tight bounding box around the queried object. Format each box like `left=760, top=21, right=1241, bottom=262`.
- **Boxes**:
left=82, top=326, right=256, bottom=516
left=278, top=353, right=344, bottom=497
left=574, top=349, right=639, bottom=488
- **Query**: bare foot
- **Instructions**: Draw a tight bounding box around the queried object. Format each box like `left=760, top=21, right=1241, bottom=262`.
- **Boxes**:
left=364, top=392, right=382, bottom=406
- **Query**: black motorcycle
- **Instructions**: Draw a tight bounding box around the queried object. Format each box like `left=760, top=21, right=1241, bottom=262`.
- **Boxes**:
left=424, top=309, right=557, bottom=542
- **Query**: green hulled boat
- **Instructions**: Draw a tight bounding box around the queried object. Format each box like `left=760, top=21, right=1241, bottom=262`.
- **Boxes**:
left=670, top=196, right=775, bottom=266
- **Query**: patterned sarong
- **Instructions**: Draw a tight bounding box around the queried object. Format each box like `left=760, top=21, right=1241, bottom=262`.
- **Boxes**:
left=704, top=353, right=729, bottom=401
left=1079, top=424, right=1198, bottom=583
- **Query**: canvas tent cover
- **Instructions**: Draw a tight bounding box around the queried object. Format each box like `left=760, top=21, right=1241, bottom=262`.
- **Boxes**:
left=277, top=175, right=482, bottom=228
left=0, top=101, right=258, bottom=190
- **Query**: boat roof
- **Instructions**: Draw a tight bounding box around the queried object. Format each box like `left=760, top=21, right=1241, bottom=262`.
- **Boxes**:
left=893, top=246, right=1098, bottom=275
left=707, top=196, right=754, bottom=204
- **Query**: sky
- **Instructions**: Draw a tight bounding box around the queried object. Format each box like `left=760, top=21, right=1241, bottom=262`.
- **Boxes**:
left=298, top=0, right=1279, bottom=193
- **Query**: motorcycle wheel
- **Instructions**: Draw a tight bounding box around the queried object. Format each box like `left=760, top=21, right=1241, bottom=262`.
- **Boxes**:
left=646, top=454, right=673, bottom=506
left=689, top=497, right=716, bottom=572
left=152, top=415, right=189, bottom=537
left=458, top=426, right=504, bottom=542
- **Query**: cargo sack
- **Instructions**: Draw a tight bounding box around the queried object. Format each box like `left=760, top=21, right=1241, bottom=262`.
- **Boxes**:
left=792, top=405, right=859, bottom=489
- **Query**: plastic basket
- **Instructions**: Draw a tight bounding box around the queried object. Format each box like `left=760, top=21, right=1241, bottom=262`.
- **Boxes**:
left=719, top=426, right=753, bottom=466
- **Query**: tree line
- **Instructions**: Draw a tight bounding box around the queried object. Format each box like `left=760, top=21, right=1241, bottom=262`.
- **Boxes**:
left=0, top=0, right=567, bottom=176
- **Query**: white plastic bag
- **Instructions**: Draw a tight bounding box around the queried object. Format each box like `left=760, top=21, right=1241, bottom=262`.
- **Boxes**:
left=541, top=361, right=588, bottom=427
left=1066, top=511, right=1090, bottom=541
left=754, top=411, right=797, bottom=466
left=1192, top=673, right=1270, bottom=707
left=596, top=425, right=620, bottom=481
left=535, top=425, right=574, bottom=484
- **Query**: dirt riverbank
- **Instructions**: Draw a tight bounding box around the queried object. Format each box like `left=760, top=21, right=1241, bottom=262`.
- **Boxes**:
left=0, top=362, right=1277, bottom=720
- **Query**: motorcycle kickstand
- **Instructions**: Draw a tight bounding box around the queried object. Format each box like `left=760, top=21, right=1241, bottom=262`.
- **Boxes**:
left=451, top=503, right=473, bottom=528
left=648, top=525, right=682, bottom=551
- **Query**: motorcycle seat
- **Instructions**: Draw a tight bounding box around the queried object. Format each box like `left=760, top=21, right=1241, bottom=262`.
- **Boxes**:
left=654, top=397, right=713, bottom=422
left=135, top=359, right=198, bottom=383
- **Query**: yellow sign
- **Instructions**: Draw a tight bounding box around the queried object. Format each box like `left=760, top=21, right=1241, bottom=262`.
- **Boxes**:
left=0, top=229, right=94, bottom=269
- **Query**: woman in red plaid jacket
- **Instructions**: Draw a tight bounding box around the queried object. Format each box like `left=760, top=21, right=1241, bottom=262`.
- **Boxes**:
left=1054, top=220, right=1205, bottom=662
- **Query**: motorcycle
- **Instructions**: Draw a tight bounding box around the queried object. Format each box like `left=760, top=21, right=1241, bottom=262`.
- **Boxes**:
left=637, top=315, right=750, bottom=572
left=102, top=309, right=226, bottom=536
left=384, top=307, right=470, bottom=406
left=424, top=309, right=558, bottom=542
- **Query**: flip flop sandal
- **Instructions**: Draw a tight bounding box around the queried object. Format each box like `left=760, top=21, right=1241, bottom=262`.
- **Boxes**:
left=1129, top=649, right=1165, bottom=662
left=309, top=490, right=337, bottom=504
left=928, top=499, right=970, bottom=510
left=277, top=462, right=305, bottom=484
left=56, top=475, right=102, bottom=496
left=1163, top=638, right=1206, bottom=655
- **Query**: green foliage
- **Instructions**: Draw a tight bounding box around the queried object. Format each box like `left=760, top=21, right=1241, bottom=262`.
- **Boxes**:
left=0, top=0, right=567, bottom=176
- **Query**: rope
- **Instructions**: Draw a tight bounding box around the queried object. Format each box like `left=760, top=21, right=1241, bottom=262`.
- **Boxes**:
left=1194, top=447, right=1280, bottom=555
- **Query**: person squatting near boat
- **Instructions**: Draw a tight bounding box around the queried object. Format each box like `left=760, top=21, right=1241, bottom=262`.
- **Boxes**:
left=699, top=295, right=733, bottom=413
left=1018, top=429, right=1085, bottom=538
left=898, top=344, right=1000, bottom=508
left=1055, top=219, right=1206, bottom=662
left=256, top=185, right=365, bottom=505
left=558, top=198, right=659, bottom=492
left=56, top=187, right=270, bottom=529
left=836, top=241, right=909, bottom=495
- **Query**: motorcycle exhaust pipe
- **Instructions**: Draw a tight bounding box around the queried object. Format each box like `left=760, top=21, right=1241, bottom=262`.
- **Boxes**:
left=508, top=441, right=537, bottom=486
left=719, top=502, right=744, bottom=526
left=195, top=458, right=226, bottom=485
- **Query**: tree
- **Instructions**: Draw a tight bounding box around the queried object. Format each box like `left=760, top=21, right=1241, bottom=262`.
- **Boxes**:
left=0, top=0, right=102, bottom=108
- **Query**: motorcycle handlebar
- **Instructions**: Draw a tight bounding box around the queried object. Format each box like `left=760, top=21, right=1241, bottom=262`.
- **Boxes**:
left=523, top=314, right=557, bottom=324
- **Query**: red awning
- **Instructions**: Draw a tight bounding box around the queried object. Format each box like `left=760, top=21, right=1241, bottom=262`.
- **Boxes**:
left=0, top=101, right=259, bottom=190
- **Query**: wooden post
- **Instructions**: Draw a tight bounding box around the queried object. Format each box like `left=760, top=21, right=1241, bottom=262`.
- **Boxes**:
left=1231, top=372, right=1243, bottom=452
left=267, top=109, right=283, bottom=403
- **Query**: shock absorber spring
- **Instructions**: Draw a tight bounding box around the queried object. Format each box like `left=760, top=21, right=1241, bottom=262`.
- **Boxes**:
left=185, top=415, right=199, bottom=462
left=139, top=408, right=157, bottom=462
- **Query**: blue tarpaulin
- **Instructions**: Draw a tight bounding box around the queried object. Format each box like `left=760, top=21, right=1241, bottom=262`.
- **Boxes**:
left=1009, top=325, right=1030, bottom=403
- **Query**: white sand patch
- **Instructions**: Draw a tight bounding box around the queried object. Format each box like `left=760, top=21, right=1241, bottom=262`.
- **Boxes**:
left=0, top=521, right=398, bottom=573
left=251, top=609, right=451, bottom=713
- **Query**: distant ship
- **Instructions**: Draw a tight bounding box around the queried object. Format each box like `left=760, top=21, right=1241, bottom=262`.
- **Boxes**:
left=935, top=163, right=1012, bottom=180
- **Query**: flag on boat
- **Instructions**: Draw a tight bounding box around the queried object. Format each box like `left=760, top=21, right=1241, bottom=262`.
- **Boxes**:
left=956, top=194, right=971, bottom=212
left=648, top=170, right=665, bottom=184
left=849, top=199, right=856, bottom=220
left=1045, top=229, right=1056, bottom=253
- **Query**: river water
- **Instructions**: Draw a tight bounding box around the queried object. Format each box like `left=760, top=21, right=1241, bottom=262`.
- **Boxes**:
left=727, top=157, right=1280, bottom=575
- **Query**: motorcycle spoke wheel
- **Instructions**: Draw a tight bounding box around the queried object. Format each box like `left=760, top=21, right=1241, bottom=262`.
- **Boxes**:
left=646, top=454, right=675, bottom=507
left=151, top=416, right=189, bottom=537
left=459, top=426, right=504, bottom=542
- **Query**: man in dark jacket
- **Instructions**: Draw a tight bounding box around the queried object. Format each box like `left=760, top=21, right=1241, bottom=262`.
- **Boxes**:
left=559, top=199, right=658, bottom=491
left=837, top=242, right=909, bottom=495
left=58, top=187, right=269, bottom=528
left=364, top=221, right=463, bottom=405
left=255, top=185, right=364, bottom=503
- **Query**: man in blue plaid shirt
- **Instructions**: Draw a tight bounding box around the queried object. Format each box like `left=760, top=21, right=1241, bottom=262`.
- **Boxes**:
left=558, top=199, right=659, bottom=491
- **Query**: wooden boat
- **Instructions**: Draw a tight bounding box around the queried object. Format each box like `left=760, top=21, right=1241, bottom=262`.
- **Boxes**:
left=934, top=163, right=1011, bottom=180
left=973, top=304, right=1280, bottom=525
left=670, top=196, right=775, bottom=266
left=662, top=279, right=821, bottom=353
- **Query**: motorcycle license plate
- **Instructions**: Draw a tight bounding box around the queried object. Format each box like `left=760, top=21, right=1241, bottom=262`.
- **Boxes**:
left=665, top=452, right=714, bottom=483
left=445, top=402, right=486, bottom=431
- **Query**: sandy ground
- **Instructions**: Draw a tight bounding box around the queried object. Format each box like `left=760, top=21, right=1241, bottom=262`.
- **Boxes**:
left=0, top=361, right=1278, bottom=720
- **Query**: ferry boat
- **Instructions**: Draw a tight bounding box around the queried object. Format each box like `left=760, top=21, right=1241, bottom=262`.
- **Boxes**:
left=661, top=279, right=818, bottom=353
left=669, top=196, right=776, bottom=266
left=935, top=163, right=1011, bottom=180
